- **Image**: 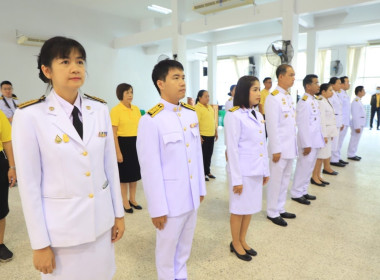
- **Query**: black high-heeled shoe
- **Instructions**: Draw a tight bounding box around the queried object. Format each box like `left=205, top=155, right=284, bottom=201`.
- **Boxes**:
left=244, top=248, right=257, bottom=256
left=319, top=179, right=330, bottom=185
left=229, top=242, right=252, bottom=261
left=310, top=178, right=326, bottom=187
left=124, top=207, right=133, bottom=214
left=129, top=200, right=142, bottom=210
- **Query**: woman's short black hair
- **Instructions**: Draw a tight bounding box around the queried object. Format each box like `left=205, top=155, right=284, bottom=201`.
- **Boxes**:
left=195, top=90, right=207, bottom=104
left=152, top=59, right=184, bottom=95
left=355, top=86, right=364, bottom=96
left=116, top=83, right=133, bottom=101
left=316, top=83, right=331, bottom=96
left=233, top=75, right=259, bottom=108
left=38, top=36, right=86, bottom=83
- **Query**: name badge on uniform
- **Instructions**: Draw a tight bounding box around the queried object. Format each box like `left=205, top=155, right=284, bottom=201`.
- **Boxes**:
left=98, top=132, right=107, bottom=137
left=190, top=122, right=198, bottom=128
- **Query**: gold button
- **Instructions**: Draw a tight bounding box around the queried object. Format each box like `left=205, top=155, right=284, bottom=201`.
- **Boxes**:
left=178, top=113, right=181, bottom=117
left=190, top=175, right=193, bottom=179
left=259, top=130, right=262, bottom=133
left=173, top=107, right=177, bottom=112
left=179, top=107, right=182, bottom=111
left=184, top=127, right=187, bottom=131
left=260, top=154, right=263, bottom=157
left=82, top=151, right=88, bottom=156
left=85, top=172, right=91, bottom=176
left=188, top=159, right=191, bottom=163
left=260, top=142, right=263, bottom=145
left=88, top=193, right=94, bottom=198
left=186, top=143, right=189, bottom=147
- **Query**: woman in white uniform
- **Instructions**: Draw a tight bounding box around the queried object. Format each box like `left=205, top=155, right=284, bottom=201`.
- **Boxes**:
left=311, top=83, right=339, bottom=186
left=224, top=76, right=270, bottom=262
left=12, top=36, right=125, bottom=280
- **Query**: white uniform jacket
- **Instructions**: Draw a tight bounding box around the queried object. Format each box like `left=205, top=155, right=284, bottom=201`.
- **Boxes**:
left=351, top=97, right=366, bottom=129
left=296, top=93, right=325, bottom=149
left=12, top=91, right=124, bottom=250
left=329, top=91, right=343, bottom=128
left=318, top=96, right=339, bottom=138
left=225, top=97, right=233, bottom=112
left=224, top=107, right=269, bottom=187
left=0, top=95, right=19, bottom=119
left=338, top=90, right=351, bottom=126
left=264, top=86, right=297, bottom=159
left=136, top=99, right=206, bottom=219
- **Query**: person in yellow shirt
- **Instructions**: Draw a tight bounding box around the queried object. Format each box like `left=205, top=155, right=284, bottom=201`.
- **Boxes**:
left=258, top=77, right=272, bottom=116
left=0, top=110, right=16, bottom=262
left=195, top=90, right=218, bottom=181
left=110, top=83, right=142, bottom=213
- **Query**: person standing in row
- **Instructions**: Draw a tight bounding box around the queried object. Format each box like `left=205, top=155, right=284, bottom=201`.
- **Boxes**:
left=225, top=75, right=269, bottom=262
left=290, top=75, right=324, bottom=205
left=111, top=83, right=142, bottom=214
left=0, top=81, right=19, bottom=123
left=312, top=83, right=339, bottom=184
left=195, top=89, right=218, bottom=181
left=347, top=86, right=366, bottom=161
left=258, top=77, right=272, bottom=117
left=225, top=84, right=236, bottom=112
left=12, top=36, right=124, bottom=279
left=369, top=88, right=380, bottom=130
left=137, top=59, right=206, bottom=280
left=0, top=110, right=16, bottom=262
left=265, top=64, right=297, bottom=227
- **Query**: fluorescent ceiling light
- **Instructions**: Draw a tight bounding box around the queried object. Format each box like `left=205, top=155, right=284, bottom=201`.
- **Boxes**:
left=147, top=4, right=172, bottom=14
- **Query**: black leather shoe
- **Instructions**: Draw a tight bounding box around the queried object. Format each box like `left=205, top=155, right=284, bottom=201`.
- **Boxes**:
left=356, top=155, right=362, bottom=159
left=267, top=216, right=287, bottom=227
left=303, top=194, right=316, bottom=200
left=124, top=207, right=133, bottom=214
left=310, top=178, right=326, bottom=187
left=230, top=242, right=252, bottom=261
left=207, top=174, right=216, bottom=179
left=205, top=176, right=210, bottom=181
left=291, top=196, right=311, bottom=205
left=347, top=156, right=360, bottom=161
left=330, top=162, right=345, bottom=167
left=320, top=179, right=330, bottom=185
left=339, top=159, right=349, bottom=165
left=129, top=201, right=142, bottom=210
left=322, top=169, right=338, bottom=175
left=280, top=212, right=296, bottom=219
left=244, top=248, right=257, bottom=256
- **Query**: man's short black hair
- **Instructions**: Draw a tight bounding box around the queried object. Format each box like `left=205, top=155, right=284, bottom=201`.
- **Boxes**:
left=340, top=76, right=348, bottom=84
left=233, top=75, right=259, bottom=108
left=276, top=64, right=292, bottom=79
left=1, top=81, right=12, bottom=87
left=329, top=77, right=339, bottom=85
left=355, top=86, right=364, bottom=96
left=263, top=77, right=272, bottom=83
left=152, top=59, right=184, bottom=95
left=303, top=74, right=318, bottom=90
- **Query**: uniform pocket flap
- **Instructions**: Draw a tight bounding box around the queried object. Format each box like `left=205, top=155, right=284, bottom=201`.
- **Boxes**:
left=163, top=132, right=183, bottom=145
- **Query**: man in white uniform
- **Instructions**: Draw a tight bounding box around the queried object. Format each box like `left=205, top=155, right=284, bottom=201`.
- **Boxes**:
left=137, top=59, right=206, bottom=280
left=0, top=81, right=19, bottom=123
left=265, top=64, right=297, bottom=227
left=224, top=84, right=236, bottom=112
left=291, top=75, right=325, bottom=205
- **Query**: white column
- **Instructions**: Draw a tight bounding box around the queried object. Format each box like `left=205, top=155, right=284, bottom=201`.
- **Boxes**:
left=207, top=44, right=217, bottom=105
left=189, top=60, right=202, bottom=99
left=306, top=30, right=318, bottom=75
left=281, top=0, right=299, bottom=70
left=171, top=0, right=187, bottom=64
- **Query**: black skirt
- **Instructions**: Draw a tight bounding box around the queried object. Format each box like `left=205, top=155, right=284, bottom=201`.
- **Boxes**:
left=0, top=152, right=10, bottom=219
left=117, top=136, right=141, bottom=183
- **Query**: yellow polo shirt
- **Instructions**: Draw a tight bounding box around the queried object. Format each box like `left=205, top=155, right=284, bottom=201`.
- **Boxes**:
left=377, top=94, right=380, bottom=108
left=259, top=89, right=270, bottom=114
left=195, top=103, right=216, bottom=136
left=110, top=103, right=141, bottom=137
left=0, top=110, right=11, bottom=151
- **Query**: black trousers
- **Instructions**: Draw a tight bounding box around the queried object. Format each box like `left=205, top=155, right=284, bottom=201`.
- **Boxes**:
left=370, top=107, right=380, bottom=128
left=0, top=152, right=9, bottom=220
left=201, top=135, right=215, bottom=175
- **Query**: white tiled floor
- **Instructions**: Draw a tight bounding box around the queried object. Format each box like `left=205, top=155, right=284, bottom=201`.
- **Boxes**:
left=1, top=127, right=380, bottom=279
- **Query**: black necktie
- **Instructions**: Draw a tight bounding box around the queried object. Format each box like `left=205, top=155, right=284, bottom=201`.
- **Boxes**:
left=251, top=109, right=257, bottom=119
left=72, top=106, right=83, bottom=139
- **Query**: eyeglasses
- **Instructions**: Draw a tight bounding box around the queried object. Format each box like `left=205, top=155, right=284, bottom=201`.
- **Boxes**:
left=2, top=87, right=12, bottom=90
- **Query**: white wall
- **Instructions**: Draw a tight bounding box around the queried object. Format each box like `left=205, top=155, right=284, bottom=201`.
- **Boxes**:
left=0, top=0, right=160, bottom=111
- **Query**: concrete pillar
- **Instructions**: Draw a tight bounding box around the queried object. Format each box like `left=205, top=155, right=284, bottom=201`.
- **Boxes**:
left=171, top=0, right=187, bottom=64
left=207, top=44, right=217, bottom=105
left=189, top=60, right=202, bottom=99
left=306, top=29, right=318, bottom=75
left=281, top=0, right=299, bottom=71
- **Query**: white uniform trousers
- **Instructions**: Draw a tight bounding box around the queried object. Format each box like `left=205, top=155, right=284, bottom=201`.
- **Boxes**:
left=266, top=158, right=294, bottom=218
left=332, top=125, right=348, bottom=161
left=347, top=127, right=364, bottom=157
left=156, top=210, right=197, bottom=280
left=330, top=128, right=341, bottom=162
left=291, top=148, right=318, bottom=198
left=42, top=229, right=115, bottom=280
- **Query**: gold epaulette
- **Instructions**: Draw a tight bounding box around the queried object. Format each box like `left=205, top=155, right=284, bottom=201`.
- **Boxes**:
left=229, top=106, right=239, bottom=112
left=314, top=95, right=321, bottom=100
left=228, top=97, right=232, bottom=101
left=84, top=94, right=107, bottom=104
left=0, top=97, right=3, bottom=100
left=18, top=95, right=46, bottom=109
left=302, top=95, right=308, bottom=101
left=355, top=98, right=359, bottom=102
left=180, top=102, right=195, bottom=111
left=148, top=103, right=164, bottom=117
left=271, top=90, right=279, bottom=96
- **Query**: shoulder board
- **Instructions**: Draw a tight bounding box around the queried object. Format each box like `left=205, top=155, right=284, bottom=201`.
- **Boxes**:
left=180, top=102, right=195, bottom=111
left=355, top=98, right=359, bottom=102
left=12, top=97, right=18, bottom=100
left=271, top=90, right=279, bottom=96
left=228, top=97, right=232, bottom=101
left=0, top=97, right=3, bottom=100
left=302, top=95, right=308, bottom=101
left=228, top=106, right=240, bottom=112
left=314, top=95, right=321, bottom=100
left=18, top=95, right=46, bottom=109
left=84, top=94, right=107, bottom=104
left=148, top=103, right=164, bottom=117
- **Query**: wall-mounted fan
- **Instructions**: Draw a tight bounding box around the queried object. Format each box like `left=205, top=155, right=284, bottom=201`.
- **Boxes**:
left=248, top=56, right=256, bottom=76
left=330, top=60, right=343, bottom=76
left=266, top=40, right=294, bottom=66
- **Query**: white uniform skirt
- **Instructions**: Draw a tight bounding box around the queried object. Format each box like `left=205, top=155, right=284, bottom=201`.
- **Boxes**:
left=317, top=137, right=332, bottom=159
left=228, top=173, right=263, bottom=215
left=42, top=229, right=115, bottom=280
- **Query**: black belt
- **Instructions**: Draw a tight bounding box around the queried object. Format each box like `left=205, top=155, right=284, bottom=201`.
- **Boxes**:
left=0, top=151, right=5, bottom=159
